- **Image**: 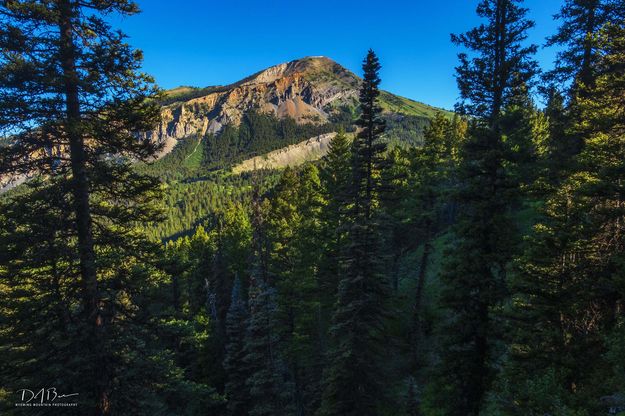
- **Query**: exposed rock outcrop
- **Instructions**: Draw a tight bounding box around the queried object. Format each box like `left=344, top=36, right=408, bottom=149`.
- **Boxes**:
left=142, top=56, right=447, bottom=160
left=145, top=57, right=360, bottom=158
left=232, top=132, right=338, bottom=173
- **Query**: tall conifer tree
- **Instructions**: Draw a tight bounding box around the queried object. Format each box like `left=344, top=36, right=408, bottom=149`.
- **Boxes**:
left=318, top=49, right=391, bottom=416
left=428, top=1, right=537, bottom=415
left=0, top=2, right=160, bottom=414
left=223, top=277, right=250, bottom=416
left=544, top=0, right=625, bottom=162
left=318, top=130, right=352, bottom=332
left=545, top=0, right=625, bottom=90
left=505, top=19, right=625, bottom=413
left=244, top=183, right=295, bottom=416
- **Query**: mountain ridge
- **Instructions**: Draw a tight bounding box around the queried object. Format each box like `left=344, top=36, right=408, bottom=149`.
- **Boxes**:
left=144, top=56, right=448, bottom=158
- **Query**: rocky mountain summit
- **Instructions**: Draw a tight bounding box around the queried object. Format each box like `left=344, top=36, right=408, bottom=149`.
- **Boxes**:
left=145, top=56, right=443, bottom=157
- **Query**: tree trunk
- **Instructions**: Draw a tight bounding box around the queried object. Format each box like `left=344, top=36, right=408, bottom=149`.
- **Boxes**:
left=58, top=1, right=107, bottom=414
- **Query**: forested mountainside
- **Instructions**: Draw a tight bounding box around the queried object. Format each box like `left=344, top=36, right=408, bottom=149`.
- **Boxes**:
left=146, top=56, right=444, bottom=157
left=2, top=1, right=625, bottom=416
left=130, top=57, right=448, bottom=241
left=0, top=56, right=441, bottom=192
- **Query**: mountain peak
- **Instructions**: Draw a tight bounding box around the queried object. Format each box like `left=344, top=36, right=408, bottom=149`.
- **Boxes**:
left=240, top=56, right=356, bottom=87
left=149, top=57, right=446, bottom=158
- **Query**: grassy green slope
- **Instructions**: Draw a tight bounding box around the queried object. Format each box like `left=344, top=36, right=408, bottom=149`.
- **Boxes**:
left=380, top=91, right=452, bottom=118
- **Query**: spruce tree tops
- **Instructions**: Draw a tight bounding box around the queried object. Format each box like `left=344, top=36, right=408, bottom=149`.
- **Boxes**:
left=452, top=0, right=538, bottom=125
left=318, top=49, right=391, bottom=416
left=352, top=50, right=388, bottom=213
left=546, top=0, right=625, bottom=90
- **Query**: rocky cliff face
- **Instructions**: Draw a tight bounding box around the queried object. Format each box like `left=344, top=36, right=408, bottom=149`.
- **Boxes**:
left=232, top=132, right=337, bottom=174
left=145, top=56, right=448, bottom=159
left=145, top=57, right=362, bottom=158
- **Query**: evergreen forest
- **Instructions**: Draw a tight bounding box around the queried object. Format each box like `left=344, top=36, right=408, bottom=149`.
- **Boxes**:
left=2, top=1, right=625, bottom=415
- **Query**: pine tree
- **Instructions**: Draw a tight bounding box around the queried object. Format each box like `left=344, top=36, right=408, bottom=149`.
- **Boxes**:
left=0, top=179, right=82, bottom=413
left=187, top=225, right=213, bottom=317
left=291, top=164, right=327, bottom=413
left=502, top=18, right=625, bottom=416
left=563, top=17, right=625, bottom=400
left=539, top=87, right=575, bottom=189
left=318, top=129, right=352, bottom=331
left=545, top=0, right=625, bottom=90
left=244, top=183, right=295, bottom=416
left=428, top=1, right=538, bottom=415
left=245, top=277, right=294, bottom=416
left=0, top=173, right=218, bottom=415
left=224, top=277, right=250, bottom=416
left=381, top=145, right=412, bottom=293
left=266, top=165, right=326, bottom=415
left=318, top=49, right=391, bottom=416
left=322, top=130, right=352, bottom=207
left=543, top=0, right=625, bottom=166
left=499, top=85, right=548, bottom=191
left=200, top=223, right=231, bottom=392
left=500, top=177, right=592, bottom=414
left=452, top=0, right=537, bottom=124
left=0, top=2, right=160, bottom=414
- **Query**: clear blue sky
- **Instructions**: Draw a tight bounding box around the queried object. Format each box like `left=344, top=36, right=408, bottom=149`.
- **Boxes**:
left=114, top=0, right=563, bottom=110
